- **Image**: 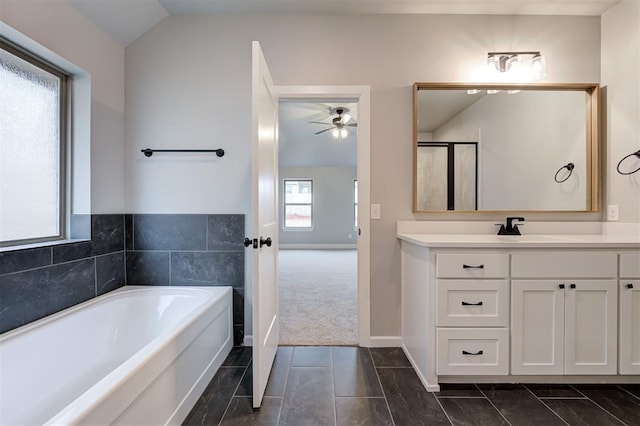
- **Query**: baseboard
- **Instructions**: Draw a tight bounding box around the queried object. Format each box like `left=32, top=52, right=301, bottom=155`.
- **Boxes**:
left=279, top=244, right=357, bottom=250
left=244, top=335, right=397, bottom=348
left=369, top=336, right=401, bottom=347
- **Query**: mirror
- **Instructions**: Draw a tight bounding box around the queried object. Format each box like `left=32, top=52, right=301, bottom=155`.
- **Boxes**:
left=413, top=83, right=599, bottom=213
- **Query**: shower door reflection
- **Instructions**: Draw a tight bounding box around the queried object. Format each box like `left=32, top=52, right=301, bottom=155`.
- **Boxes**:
left=416, top=142, right=478, bottom=211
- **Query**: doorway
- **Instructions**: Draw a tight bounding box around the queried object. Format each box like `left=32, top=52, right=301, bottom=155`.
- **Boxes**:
left=278, top=100, right=358, bottom=344
left=274, top=86, right=371, bottom=347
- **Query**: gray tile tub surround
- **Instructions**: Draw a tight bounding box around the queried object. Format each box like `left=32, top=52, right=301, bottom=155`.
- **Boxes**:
left=124, top=214, right=246, bottom=345
left=0, top=214, right=127, bottom=334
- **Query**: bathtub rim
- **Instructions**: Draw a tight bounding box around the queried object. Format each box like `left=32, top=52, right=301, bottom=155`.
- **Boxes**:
left=0, top=285, right=228, bottom=343
left=1, top=285, right=233, bottom=425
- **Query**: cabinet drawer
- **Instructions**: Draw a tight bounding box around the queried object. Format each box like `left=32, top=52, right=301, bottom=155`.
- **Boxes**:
left=511, top=252, right=616, bottom=278
left=437, top=280, right=509, bottom=327
left=620, top=253, right=640, bottom=278
left=436, top=328, right=509, bottom=375
left=437, top=254, right=509, bottom=278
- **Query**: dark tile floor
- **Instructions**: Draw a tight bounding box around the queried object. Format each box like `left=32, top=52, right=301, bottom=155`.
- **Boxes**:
left=183, top=346, right=640, bottom=426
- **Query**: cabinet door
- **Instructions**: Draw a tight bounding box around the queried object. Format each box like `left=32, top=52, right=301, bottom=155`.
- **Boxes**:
left=620, top=280, right=640, bottom=375
left=511, top=281, right=564, bottom=375
left=564, top=280, right=617, bottom=375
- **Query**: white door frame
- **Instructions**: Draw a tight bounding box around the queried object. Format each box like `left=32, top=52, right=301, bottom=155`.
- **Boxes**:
left=274, top=85, right=371, bottom=347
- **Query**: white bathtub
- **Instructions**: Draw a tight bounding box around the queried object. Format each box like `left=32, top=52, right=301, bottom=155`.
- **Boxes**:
left=0, top=285, right=233, bottom=425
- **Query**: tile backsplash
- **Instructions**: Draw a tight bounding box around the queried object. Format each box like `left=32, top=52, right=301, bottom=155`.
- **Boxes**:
left=0, top=214, right=245, bottom=345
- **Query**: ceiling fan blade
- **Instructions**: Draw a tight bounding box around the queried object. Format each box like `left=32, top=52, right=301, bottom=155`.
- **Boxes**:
left=346, top=123, right=358, bottom=127
left=315, top=127, right=334, bottom=135
left=309, top=121, right=331, bottom=125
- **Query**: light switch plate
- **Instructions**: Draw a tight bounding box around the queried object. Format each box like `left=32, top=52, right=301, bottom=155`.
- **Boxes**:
left=371, top=204, right=381, bottom=220
left=607, top=204, right=619, bottom=221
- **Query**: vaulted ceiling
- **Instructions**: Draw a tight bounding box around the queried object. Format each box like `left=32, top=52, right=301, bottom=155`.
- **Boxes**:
left=67, top=0, right=620, bottom=48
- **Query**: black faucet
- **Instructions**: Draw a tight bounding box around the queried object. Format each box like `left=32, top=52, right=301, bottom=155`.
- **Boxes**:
left=497, top=217, right=525, bottom=235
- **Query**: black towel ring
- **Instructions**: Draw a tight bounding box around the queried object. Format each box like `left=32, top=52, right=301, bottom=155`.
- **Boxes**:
left=554, top=163, right=575, bottom=183
left=616, top=150, right=640, bottom=175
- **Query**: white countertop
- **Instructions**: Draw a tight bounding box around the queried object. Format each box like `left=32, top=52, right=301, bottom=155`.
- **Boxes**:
left=397, top=233, right=640, bottom=248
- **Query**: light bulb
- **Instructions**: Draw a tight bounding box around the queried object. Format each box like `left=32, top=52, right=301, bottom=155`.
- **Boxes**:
left=487, top=54, right=498, bottom=71
left=339, top=128, right=348, bottom=139
left=331, top=128, right=340, bottom=139
left=507, top=90, right=521, bottom=94
left=342, top=113, right=352, bottom=124
left=467, top=89, right=481, bottom=95
left=487, top=89, right=501, bottom=95
left=531, top=54, right=546, bottom=80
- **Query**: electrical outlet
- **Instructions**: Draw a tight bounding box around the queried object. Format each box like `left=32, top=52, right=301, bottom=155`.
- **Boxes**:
left=607, top=204, right=619, bottom=221
left=371, top=204, right=381, bottom=220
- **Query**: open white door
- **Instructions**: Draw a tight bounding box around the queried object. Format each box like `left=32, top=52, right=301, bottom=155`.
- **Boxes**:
left=251, top=41, right=279, bottom=408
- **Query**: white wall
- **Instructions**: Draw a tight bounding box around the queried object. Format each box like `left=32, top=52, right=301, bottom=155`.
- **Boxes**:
left=602, top=0, right=640, bottom=224
left=125, top=14, right=601, bottom=337
left=0, top=0, right=125, bottom=214
left=433, top=91, right=587, bottom=210
left=279, top=167, right=357, bottom=246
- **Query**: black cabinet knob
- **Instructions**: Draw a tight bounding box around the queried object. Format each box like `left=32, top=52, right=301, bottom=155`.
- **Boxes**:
left=570, top=283, right=576, bottom=289
left=559, top=284, right=565, bottom=289
left=626, top=283, right=634, bottom=289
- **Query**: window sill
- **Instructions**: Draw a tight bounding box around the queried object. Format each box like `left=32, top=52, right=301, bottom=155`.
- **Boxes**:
left=0, top=238, right=91, bottom=254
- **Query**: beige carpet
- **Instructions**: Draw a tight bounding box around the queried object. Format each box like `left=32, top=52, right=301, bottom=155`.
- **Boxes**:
left=278, top=249, right=357, bottom=345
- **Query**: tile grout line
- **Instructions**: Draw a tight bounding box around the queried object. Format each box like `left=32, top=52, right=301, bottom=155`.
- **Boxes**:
left=431, top=389, right=454, bottom=426
left=522, top=384, right=570, bottom=426
left=276, top=348, right=294, bottom=425
left=330, top=347, right=337, bottom=426
left=367, top=348, right=397, bottom=426
left=616, top=384, right=640, bottom=401
left=569, top=385, right=630, bottom=426
left=217, top=360, right=251, bottom=426
left=476, top=385, right=514, bottom=426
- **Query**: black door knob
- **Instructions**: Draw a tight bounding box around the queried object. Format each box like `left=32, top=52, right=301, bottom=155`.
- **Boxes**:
left=243, top=238, right=252, bottom=247
left=260, top=237, right=272, bottom=248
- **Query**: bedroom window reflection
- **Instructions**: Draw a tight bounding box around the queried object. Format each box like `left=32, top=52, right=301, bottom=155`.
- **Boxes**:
left=284, top=180, right=312, bottom=228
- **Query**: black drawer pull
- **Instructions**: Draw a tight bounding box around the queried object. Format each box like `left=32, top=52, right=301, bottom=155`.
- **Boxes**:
left=626, top=283, right=634, bottom=289
left=570, top=283, right=576, bottom=289
left=461, top=301, right=483, bottom=306
left=559, top=284, right=565, bottom=289
left=462, top=264, right=484, bottom=269
left=462, top=350, right=484, bottom=356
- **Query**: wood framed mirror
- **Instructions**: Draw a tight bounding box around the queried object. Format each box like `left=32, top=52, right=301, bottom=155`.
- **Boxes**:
left=413, top=83, right=599, bottom=213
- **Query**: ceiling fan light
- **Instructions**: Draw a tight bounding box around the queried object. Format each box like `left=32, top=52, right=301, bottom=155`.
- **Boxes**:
left=339, top=128, right=348, bottom=139
left=331, top=128, right=340, bottom=139
left=342, top=113, right=352, bottom=124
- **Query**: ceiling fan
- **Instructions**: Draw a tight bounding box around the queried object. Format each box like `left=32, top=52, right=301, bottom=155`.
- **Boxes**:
left=309, top=106, right=357, bottom=138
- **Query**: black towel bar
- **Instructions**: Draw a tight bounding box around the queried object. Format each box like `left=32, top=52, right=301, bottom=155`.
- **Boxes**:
left=141, top=148, right=225, bottom=158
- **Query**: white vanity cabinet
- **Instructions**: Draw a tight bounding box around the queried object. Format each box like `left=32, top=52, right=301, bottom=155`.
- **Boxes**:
left=398, top=231, right=640, bottom=392
left=619, top=252, right=640, bottom=375
left=435, top=253, right=509, bottom=375
left=511, top=252, right=618, bottom=375
left=511, top=279, right=618, bottom=375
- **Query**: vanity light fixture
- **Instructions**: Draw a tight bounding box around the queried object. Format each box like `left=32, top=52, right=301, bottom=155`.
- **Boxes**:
left=487, top=51, right=546, bottom=81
